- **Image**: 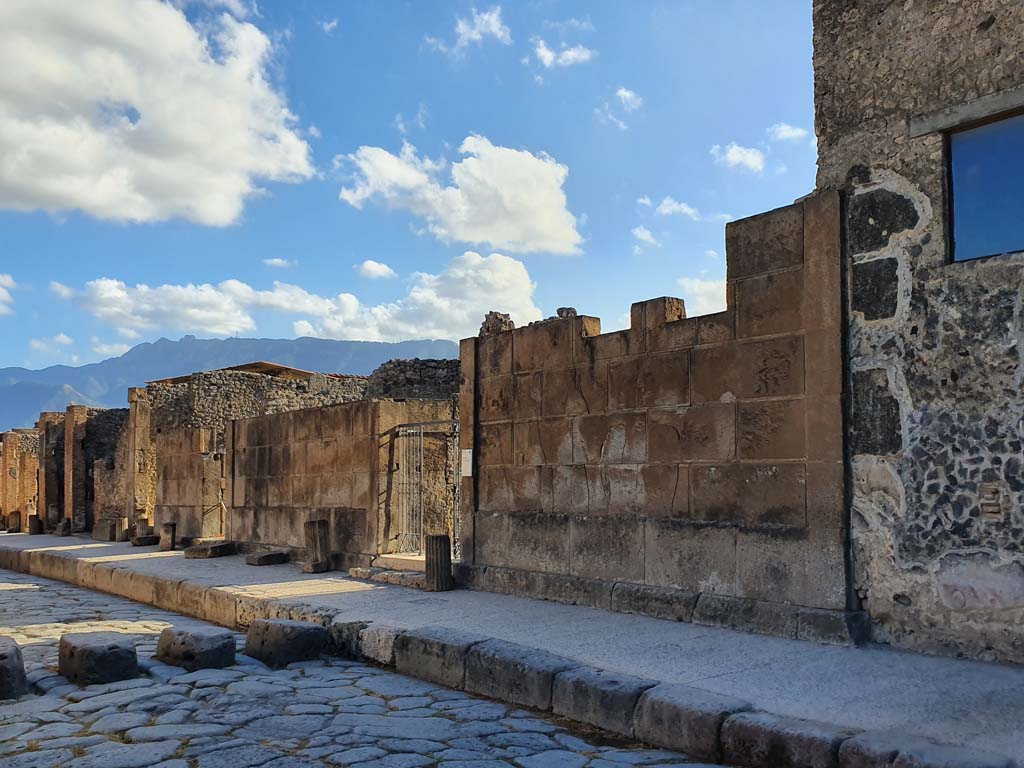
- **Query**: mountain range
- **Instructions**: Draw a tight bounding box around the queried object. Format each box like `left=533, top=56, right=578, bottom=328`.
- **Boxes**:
left=0, top=335, right=459, bottom=431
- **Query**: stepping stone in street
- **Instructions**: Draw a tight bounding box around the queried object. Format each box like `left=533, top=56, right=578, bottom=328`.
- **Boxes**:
left=245, top=619, right=328, bottom=669
left=58, top=632, right=139, bottom=686
left=155, top=626, right=236, bottom=672
left=0, top=635, right=28, bottom=699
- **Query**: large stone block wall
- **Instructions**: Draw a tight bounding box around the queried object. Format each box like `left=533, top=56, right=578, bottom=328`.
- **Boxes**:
left=35, top=413, right=64, bottom=528
left=458, top=193, right=850, bottom=637
left=155, top=428, right=224, bottom=541
left=815, top=0, right=1024, bottom=661
left=224, top=398, right=454, bottom=566
left=1, top=430, right=41, bottom=531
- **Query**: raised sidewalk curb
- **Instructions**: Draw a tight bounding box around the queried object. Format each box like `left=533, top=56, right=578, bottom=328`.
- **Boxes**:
left=0, top=538, right=1017, bottom=768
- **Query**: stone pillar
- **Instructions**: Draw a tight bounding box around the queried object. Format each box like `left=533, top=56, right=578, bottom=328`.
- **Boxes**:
left=302, top=518, right=331, bottom=573
left=0, top=432, right=15, bottom=530
left=64, top=405, right=91, bottom=531
left=425, top=534, right=454, bottom=592
left=35, top=412, right=65, bottom=530
left=159, top=522, right=176, bottom=551
left=126, top=388, right=153, bottom=528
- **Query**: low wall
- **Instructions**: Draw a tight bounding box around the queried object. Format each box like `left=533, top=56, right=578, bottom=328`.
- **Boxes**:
left=458, top=192, right=856, bottom=639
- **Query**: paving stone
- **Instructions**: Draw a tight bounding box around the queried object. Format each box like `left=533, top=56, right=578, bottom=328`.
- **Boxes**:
left=193, top=744, right=284, bottom=767
left=551, top=665, right=657, bottom=738
left=516, top=750, right=590, bottom=768
left=328, top=746, right=388, bottom=763
left=58, top=632, right=139, bottom=686
left=5, top=749, right=75, bottom=768
left=244, top=619, right=328, bottom=668
left=16, top=722, right=83, bottom=740
left=633, top=683, right=751, bottom=761
left=721, top=711, right=859, bottom=768
left=169, top=668, right=243, bottom=686
left=156, top=626, right=236, bottom=671
left=0, top=635, right=28, bottom=699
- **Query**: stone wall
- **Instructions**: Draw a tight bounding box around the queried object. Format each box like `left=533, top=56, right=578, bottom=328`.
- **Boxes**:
left=0, top=430, right=41, bottom=531
left=61, top=406, right=129, bottom=532
left=814, top=0, right=1024, bottom=661
left=35, top=413, right=64, bottom=528
left=366, top=359, right=460, bottom=400
left=225, top=398, right=454, bottom=566
left=155, top=428, right=224, bottom=541
left=457, top=192, right=854, bottom=641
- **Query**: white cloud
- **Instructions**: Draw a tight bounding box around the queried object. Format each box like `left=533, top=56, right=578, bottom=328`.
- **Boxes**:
left=308, top=125, right=321, bottom=139
left=91, top=338, right=132, bottom=358
left=616, top=87, right=643, bottom=112
left=678, top=277, right=727, bottom=316
left=338, top=135, right=581, bottom=254
left=704, top=249, right=720, bottom=259
left=768, top=122, right=809, bottom=142
left=636, top=196, right=652, bottom=207
left=533, top=38, right=595, bottom=68
left=710, top=143, right=765, bottom=173
left=30, top=332, right=74, bottom=353
left=263, top=258, right=296, bottom=268
left=542, top=17, right=594, bottom=34
left=0, top=0, right=313, bottom=226
left=631, top=225, right=660, bottom=248
left=49, top=280, right=74, bottom=299
left=0, top=274, right=14, bottom=315
left=394, top=114, right=408, bottom=135
left=317, top=18, right=338, bottom=34
left=65, top=252, right=541, bottom=343
left=355, top=260, right=398, bottom=279
left=775, top=162, right=788, bottom=175
left=594, top=102, right=627, bottom=131
left=426, top=6, right=511, bottom=55
left=655, top=196, right=700, bottom=220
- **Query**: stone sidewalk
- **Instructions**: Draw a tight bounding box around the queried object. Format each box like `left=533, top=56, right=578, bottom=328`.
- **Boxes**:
left=0, top=534, right=1021, bottom=765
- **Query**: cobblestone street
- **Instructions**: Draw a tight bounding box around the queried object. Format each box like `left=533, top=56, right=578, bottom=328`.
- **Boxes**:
left=0, top=569, right=722, bottom=768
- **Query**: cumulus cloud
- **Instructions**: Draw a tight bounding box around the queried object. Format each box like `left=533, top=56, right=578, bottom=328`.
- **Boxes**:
left=0, top=274, right=14, bottom=315
left=263, top=258, right=296, bottom=268
left=655, top=196, right=700, bottom=220
left=426, top=6, right=511, bottom=55
left=355, top=260, right=398, bottom=279
left=632, top=225, right=660, bottom=248
left=616, top=87, right=643, bottom=112
left=533, top=39, right=595, bottom=68
left=768, top=122, right=809, bottom=142
left=678, top=277, right=727, bottom=316
left=49, top=281, right=74, bottom=299
left=91, top=338, right=132, bottom=358
left=636, top=196, right=652, bottom=207
left=710, top=143, right=765, bottom=173
left=338, top=136, right=581, bottom=255
left=317, top=18, right=338, bottom=34
left=56, top=252, right=541, bottom=342
left=30, top=333, right=74, bottom=353
left=594, top=102, right=627, bottom=131
left=0, top=0, right=313, bottom=226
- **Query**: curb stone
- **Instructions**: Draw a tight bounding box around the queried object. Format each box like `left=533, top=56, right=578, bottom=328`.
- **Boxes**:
left=721, top=711, right=860, bottom=768
left=633, top=683, right=752, bottom=762
left=552, top=665, right=658, bottom=738
left=464, top=638, right=581, bottom=711
left=0, top=541, right=1018, bottom=768
left=393, top=625, right=489, bottom=688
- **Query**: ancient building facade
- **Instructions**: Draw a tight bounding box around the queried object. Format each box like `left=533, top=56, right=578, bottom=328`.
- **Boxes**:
left=0, top=429, right=41, bottom=531
left=814, top=0, right=1024, bottom=661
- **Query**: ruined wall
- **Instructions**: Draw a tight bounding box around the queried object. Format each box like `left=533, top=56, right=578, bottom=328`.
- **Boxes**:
left=365, top=359, right=460, bottom=400
left=225, top=398, right=453, bottom=566
left=155, top=428, right=223, bottom=541
left=35, top=413, right=65, bottom=528
left=458, top=193, right=854, bottom=641
left=814, top=0, right=1024, bottom=661
left=62, top=406, right=128, bottom=531
left=1, top=430, right=40, bottom=531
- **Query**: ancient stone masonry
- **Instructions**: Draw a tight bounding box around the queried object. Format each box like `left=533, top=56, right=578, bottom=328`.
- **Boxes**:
left=814, top=0, right=1024, bottom=661
left=0, top=429, right=41, bottom=531
left=35, top=412, right=65, bottom=528
left=457, top=192, right=854, bottom=642
left=224, top=398, right=455, bottom=567
left=365, top=358, right=460, bottom=400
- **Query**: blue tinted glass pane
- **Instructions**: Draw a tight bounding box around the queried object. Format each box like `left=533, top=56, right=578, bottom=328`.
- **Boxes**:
left=951, top=112, right=1024, bottom=261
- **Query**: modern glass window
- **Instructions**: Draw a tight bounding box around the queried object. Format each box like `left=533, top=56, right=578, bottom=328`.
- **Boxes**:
left=949, top=111, right=1024, bottom=262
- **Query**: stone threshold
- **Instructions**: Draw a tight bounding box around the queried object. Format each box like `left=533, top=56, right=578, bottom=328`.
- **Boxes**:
left=0, top=538, right=1016, bottom=768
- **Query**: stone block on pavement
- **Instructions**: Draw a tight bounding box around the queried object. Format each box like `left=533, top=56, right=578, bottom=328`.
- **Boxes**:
left=465, top=638, right=580, bottom=711
left=633, top=683, right=752, bottom=761
left=184, top=541, right=237, bottom=559
left=358, top=624, right=403, bottom=665
left=245, top=550, right=289, bottom=566
left=244, top=619, right=327, bottom=668
left=722, top=711, right=859, bottom=768
left=131, top=534, right=160, bottom=547
left=27, top=515, right=42, bottom=535
left=58, top=632, right=139, bottom=686
left=159, top=522, right=176, bottom=551
left=0, top=636, right=28, bottom=699
left=839, top=732, right=1016, bottom=768
left=552, top=665, right=657, bottom=737
left=393, top=626, right=488, bottom=689
left=155, top=626, right=236, bottom=672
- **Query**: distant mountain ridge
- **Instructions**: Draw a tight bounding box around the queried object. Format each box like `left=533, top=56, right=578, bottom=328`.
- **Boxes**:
left=0, top=335, right=459, bottom=431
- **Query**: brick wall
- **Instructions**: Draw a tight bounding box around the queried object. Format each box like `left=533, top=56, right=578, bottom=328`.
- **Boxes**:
left=458, top=192, right=853, bottom=640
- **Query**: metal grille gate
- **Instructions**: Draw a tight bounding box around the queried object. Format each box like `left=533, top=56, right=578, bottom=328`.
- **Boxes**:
left=391, top=420, right=460, bottom=558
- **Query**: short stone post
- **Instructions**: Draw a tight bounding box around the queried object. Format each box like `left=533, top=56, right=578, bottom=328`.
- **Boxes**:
left=56, top=519, right=71, bottom=536
left=27, top=515, right=43, bottom=536
left=425, top=534, right=454, bottom=592
left=6, top=512, right=20, bottom=534
left=114, top=517, right=130, bottom=542
left=0, top=636, right=28, bottom=699
left=59, top=632, right=138, bottom=685
left=301, top=519, right=331, bottom=573
left=159, top=522, right=176, bottom=552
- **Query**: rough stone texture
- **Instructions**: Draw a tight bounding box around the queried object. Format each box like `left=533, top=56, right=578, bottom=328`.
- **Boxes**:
left=0, top=635, right=27, bottom=699
left=184, top=540, right=237, bottom=559
left=245, top=549, right=289, bottom=566
left=364, top=358, right=460, bottom=400
left=722, top=711, right=859, bottom=768
left=839, top=733, right=1016, bottom=768
left=0, top=430, right=41, bottom=534
left=551, top=665, right=657, bottom=738
left=244, top=619, right=328, bottom=668
left=155, top=626, right=235, bottom=671
left=815, top=0, right=1024, bottom=664
left=58, top=632, right=139, bottom=685
left=465, top=638, right=580, bottom=711
left=457, top=193, right=852, bottom=637
left=159, top=522, right=176, bottom=551
left=633, top=683, right=752, bottom=761
left=393, top=626, right=486, bottom=689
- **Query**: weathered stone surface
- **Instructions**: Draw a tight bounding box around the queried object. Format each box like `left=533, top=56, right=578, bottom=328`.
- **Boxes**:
left=58, top=632, right=139, bottom=686
left=155, top=626, right=235, bottom=671
left=633, top=683, right=751, bottom=761
left=131, top=534, right=160, bottom=547
left=0, top=635, right=28, bottom=699
left=244, top=620, right=327, bottom=668
left=852, top=258, right=899, bottom=321
left=245, top=550, right=289, bottom=566
left=850, top=369, right=902, bottom=456
left=465, top=639, right=580, bottom=711
left=394, top=626, right=487, bottom=689
left=726, top=203, right=804, bottom=280
left=609, top=582, right=698, bottom=622
left=27, top=515, right=42, bottom=535
left=847, top=188, right=919, bottom=255
left=159, top=522, right=176, bottom=551
left=722, top=711, right=859, bottom=768
left=551, top=665, right=657, bottom=737
left=838, top=732, right=1015, bottom=768
left=184, top=541, right=237, bottom=559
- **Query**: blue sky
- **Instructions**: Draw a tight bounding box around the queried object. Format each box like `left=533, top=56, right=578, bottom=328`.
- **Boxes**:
left=0, top=0, right=816, bottom=369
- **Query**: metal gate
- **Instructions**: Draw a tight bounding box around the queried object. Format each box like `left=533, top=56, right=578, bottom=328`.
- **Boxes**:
left=390, top=420, right=460, bottom=558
